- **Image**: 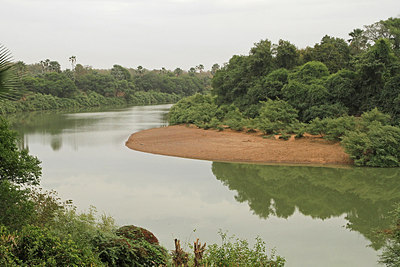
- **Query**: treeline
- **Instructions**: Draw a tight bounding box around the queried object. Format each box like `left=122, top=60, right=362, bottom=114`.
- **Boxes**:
left=169, top=17, right=400, bottom=167
left=0, top=91, right=180, bottom=114
left=0, top=61, right=212, bottom=114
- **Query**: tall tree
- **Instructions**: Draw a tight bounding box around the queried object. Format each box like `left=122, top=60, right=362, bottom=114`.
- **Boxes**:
left=274, top=39, right=299, bottom=69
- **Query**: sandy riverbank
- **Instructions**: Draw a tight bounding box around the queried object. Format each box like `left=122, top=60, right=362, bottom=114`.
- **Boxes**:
left=125, top=125, right=352, bottom=165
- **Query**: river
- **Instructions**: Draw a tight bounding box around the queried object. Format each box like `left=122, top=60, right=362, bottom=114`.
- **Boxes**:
left=6, top=104, right=400, bottom=266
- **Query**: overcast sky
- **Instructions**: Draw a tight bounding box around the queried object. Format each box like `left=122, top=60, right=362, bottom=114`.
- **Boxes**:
left=1, top=0, right=399, bottom=71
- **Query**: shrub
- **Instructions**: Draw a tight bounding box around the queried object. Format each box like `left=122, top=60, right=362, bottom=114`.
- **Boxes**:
left=224, top=108, right=245, bottom=131
left=95, top=225, right=167, bottom=266
left=257, top=99, right=299, bottom=135
left=168, top=94, right=218, bottom=125
left=204, top=230, right=285, bottom=267
left=324, top=116, right=356, bottom=141
left=4, top=225, right=100, bottom=266
left=341, top=122, right=400, bottom=167
left=0, top=181, right=36, bottom=231
left=306, top=117, right=328, bottom=137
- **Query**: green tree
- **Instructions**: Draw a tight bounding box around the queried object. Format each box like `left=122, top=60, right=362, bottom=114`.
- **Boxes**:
left=356, top=38, right=398, bottom=111
left=211, top=63, right=220, bottom=76
left=274, top=39, right=299, bottom=69
left=309, top=35, right=351, bottom=73
left=0, top=117, right=42, bottom=185
left=348, top=28, right=368, bottom=55
left=111, top=64, right=131, bottom=81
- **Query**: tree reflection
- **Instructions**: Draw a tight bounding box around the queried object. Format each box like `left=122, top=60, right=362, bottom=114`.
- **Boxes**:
left=212, top=162, right=400, bottom=249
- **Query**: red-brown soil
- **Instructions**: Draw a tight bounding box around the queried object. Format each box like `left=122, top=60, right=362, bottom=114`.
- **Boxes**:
left=125, top=125, right=352, bottom=165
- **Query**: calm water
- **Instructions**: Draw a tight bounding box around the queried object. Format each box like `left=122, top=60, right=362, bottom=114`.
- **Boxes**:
left=6, top=104, right=400, bottom=267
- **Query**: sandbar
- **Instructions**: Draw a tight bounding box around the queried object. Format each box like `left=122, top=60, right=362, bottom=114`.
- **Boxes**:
left=125, top=125, right=352, bottom=165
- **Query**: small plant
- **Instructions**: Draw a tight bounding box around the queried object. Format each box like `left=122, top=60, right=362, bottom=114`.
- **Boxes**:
left=279, top=133, right=291, bottom=141
left=203, top=230, right=285, bottom=267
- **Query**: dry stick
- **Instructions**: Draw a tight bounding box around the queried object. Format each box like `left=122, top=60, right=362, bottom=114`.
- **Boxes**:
left=193, top=238, right=206, bottom=267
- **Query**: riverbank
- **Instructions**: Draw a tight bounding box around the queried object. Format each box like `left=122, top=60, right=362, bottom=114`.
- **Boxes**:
left=126, top=125, right=352, bottom=165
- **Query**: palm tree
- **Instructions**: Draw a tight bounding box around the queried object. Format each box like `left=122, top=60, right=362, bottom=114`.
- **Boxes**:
left=0, top=44, right=19, bottom=100
left=69, top=55, right=76, bottom=70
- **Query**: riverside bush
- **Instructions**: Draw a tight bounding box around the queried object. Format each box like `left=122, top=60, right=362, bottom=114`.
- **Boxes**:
left=168, top=93, right=218, bottom=125
left=204, top=231, right=285, bottom=267
left=257, top=99, right=299, bottom=135
left=0, top=225, right=100, bottom=266
left=342, top=122, right=400, bottom=167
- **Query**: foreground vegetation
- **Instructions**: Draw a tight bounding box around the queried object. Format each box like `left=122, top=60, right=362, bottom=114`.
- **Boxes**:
left=169, top=17, right=400, bottom=167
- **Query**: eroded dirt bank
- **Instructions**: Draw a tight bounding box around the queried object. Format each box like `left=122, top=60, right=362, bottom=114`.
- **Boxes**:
left=125, top=125, right=352, bottom=165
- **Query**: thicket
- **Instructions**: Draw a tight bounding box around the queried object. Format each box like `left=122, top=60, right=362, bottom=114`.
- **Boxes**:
left=169, top=17, right=400, bottom=167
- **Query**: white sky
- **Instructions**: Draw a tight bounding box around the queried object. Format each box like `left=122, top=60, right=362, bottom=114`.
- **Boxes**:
left=1, top=0, right=399, bottom=71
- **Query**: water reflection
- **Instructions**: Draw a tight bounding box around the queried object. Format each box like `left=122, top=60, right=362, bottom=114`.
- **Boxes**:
left=212, top=162, right=400, bottom=249
left=5, top=106, right=169, bottom=152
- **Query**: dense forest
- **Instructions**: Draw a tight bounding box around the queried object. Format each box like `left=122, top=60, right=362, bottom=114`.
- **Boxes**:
left=0, top=60, right=212, bottom=114
left=169, top=17, right=400, bottom=168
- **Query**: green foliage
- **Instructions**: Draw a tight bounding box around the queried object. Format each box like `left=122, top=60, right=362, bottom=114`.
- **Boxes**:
left=204, top=230, right=285, bottom=267
left=324, top=116, right=357, bottom=141
left=95, top=225, right=167, bottom=266
left=0, top=181, right=35, bottom=231
left=257, top=99, right=299, bottom=134
left=0, top=90, right=179, bottom=115
left=379, top=204, right=400, bottom=266
left=308, top=35, right=351, bottom=73
left=168, top=94, right=218, bottom=125
left=360, top=107, right=391, bottom=127
left=7, top=224, right=99, bottom=266
left=0, top=117, right=41, bottom=185
left=307, top=116, right=356, bottom=141
left=324, top=69, right=357, bottom=112
left=0, top=45, right=20, bottom=100
left=25, top=72, right=78, bottom=98
left=289, top=61, right=330, bottom=83
left=306, top=117, right=328, bottom=136
left=274, top=39, right=299, bottom=70
left=341, top=110, right=400, bottom=167
left=224, top=107, right=245, bottom=131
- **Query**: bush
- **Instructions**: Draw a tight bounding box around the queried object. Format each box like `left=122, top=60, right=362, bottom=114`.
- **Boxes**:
left=168, top=94, right=218, bottom=125
left=307, top=116, right=356, bottom=141
left=204, top=230, right=285, bottom=267
left=1, top=225, right=100, bottom=266
left=95, top=225, right=167, bottom=266
left=324, top=116, right=356, bottom=141
left=0, top=181, right=35, bottom=231
left=341, top=122, right=400, bottom=167
left=257, top=99, right=299, bottom=135
left=224, top=107, right=245, bottom=131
